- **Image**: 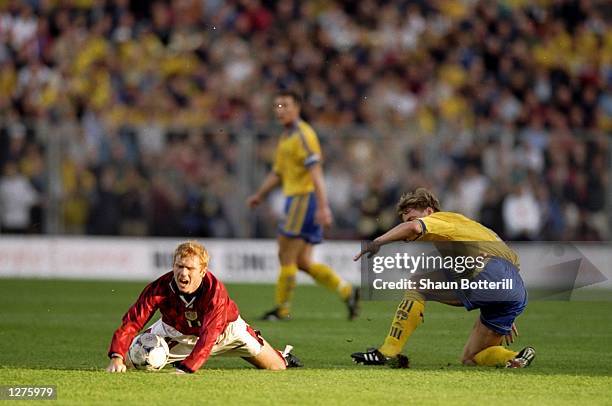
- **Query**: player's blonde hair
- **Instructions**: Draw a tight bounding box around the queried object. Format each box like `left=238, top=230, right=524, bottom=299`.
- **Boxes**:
left=173, top=241, right=210, bottom=269
left=397, top=188, right=441, bottom=215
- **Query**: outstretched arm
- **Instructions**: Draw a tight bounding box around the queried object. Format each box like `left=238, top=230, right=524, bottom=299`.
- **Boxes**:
left=354, top=220, right=423, bottom=260
left=247, top=171, right=281, bottom=208
left=107, top=282, right=160, bottom=372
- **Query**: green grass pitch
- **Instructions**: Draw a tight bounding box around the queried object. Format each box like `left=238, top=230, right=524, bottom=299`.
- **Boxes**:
left=0, top=279, right=611, bottom=405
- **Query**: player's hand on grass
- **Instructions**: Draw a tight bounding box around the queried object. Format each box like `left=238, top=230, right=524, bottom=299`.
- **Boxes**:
left=354, top=240, right=381, bottom=261
left=106, top=357, right=127, bottom=373
left=247, top=194, right=263, bottom=208
left=504, top=323, right=519, bottom=345
left=315, top=206, right=333, bottom=227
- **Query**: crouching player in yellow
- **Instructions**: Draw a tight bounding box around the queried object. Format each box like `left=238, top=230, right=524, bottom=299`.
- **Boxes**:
left=351, top=188, right=535, bottom=368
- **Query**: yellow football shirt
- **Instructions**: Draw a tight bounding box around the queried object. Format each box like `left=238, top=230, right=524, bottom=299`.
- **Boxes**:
left=273, top=120, right=322, bottom=196
left=417, top=211, right=519, bottom=267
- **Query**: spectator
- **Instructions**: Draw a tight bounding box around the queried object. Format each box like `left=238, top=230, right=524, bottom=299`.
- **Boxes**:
left=0, top=0, right=607, bottom=241
left=86, top=166, right=121, bottom=235
left=502, top=183, right=542, bottom=241
left=0, top=161, right=39, bottom=233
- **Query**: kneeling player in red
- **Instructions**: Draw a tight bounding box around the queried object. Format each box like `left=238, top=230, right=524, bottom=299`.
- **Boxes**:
left=106, top=241, right=302, bottom=373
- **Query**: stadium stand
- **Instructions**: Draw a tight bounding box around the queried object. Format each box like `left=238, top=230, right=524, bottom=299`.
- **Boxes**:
left=0, top=0, right=609, bottom=240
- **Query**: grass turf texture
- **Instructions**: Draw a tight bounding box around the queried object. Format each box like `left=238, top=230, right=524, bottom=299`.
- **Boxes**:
left=0, top=279, right=610, bottom=405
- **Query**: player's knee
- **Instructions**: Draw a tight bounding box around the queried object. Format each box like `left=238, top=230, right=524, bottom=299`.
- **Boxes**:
left=461, top=349, right=477, bottom=365
left=278, top=250, right=291, bottom=265
left=462, top=357, right=476, bottom=366
left=296, top=257, right=311, bottom=272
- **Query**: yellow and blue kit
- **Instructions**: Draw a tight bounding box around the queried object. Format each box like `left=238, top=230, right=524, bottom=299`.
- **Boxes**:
left=273, top=120, right=323, bottom=244
left=417, top=212, right=527, bottom=335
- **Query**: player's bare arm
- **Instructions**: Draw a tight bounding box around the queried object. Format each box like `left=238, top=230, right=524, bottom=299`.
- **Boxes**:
left=308, top=163, right=332, bottom=227
left=247, top=171, right=281, bottom=208
left=354, top=221, right=423, bottom=260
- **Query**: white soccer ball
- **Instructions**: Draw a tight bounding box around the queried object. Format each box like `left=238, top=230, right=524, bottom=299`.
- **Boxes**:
left=128, top=333, right=170, bottom=371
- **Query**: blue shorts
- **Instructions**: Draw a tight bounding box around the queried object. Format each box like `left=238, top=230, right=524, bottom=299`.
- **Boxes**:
left=458, top=257, right=528, bottom=335
left=278, top=193, right=323, bottom=244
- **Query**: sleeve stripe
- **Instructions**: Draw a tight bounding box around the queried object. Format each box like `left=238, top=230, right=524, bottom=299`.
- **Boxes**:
left=304, top=154, right=320, bottom=166
left=417, top=219, right=427, bottom=236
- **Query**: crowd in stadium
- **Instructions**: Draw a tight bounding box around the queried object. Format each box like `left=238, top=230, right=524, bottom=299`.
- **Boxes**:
left=0, top=0, right=610, bottom=240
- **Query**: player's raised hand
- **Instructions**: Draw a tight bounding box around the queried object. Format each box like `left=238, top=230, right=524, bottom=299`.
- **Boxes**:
left=315, top=205, right=333, bottom=227
left=106, top=358, right=127, bottom=373
left=354, top=241, right=381, bottom=261
left=246, top=194, right=262, bottom=208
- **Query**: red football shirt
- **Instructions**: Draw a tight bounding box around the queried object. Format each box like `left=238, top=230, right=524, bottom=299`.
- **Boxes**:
left=108, top=271, right=240, bottom=372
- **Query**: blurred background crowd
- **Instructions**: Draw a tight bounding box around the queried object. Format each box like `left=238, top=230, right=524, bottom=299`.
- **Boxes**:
left=0, top=0, right=610, bottom=241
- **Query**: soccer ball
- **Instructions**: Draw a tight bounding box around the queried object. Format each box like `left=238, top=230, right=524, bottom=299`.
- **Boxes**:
left=128, top=333, right=170, bottom=371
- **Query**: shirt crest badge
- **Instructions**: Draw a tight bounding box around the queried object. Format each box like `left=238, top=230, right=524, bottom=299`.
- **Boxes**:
left=185, top=311, right=198, bottom=321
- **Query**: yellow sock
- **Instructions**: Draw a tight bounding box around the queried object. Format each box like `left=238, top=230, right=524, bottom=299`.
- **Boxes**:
left=275, top=264, right=298, bottom=316
left=306, top=263, right=351, bottom=300
left=379, top=293, right=425, bottom=357
left=473, top=346, right=518, bottom=367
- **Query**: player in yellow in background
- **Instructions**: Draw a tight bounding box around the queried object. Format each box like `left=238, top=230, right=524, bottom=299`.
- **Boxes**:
left=247, top=91, right=360, bottom=321
left=351, top=188, right=535, bottom=368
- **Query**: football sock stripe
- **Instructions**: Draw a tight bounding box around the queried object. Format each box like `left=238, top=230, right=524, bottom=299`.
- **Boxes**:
left=379, top=294, right=425, bottom=358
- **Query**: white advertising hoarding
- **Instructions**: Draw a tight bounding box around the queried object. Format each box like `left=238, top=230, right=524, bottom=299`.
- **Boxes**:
left=0, top=237, right=610, bottom=292
left=0, top=237, right=361, bottom=284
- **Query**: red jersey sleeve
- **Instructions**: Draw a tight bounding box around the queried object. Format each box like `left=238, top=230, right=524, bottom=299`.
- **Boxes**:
left=107, top=278, right=165, bottom=359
